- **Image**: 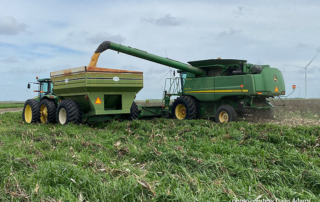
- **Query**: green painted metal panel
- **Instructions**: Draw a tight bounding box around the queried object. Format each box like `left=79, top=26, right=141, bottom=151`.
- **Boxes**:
left=183, top=77, right=216, bottom=101
left=214, top=75, right=254, bottom=100
left=50, top=66, right=143, bottom=119
left=188, top=59, right=247, bottom=67
left=38, top=78, right=51, bottom=82
left=253, top=68, right=285, bottom=96
left=139, top=106, right=162, bottom=117
left=95, top=41, right=206, bottom=76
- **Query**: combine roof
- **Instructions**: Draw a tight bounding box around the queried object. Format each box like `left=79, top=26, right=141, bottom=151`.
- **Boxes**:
left=188, top=59, right=247, bottom=68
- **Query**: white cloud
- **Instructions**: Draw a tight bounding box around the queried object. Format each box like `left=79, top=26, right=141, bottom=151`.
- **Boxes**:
left=141, top=14, right=182, bottom=26
left=217, top=29, right=242, bottom=39
left=141, top=17, right=154, bottom=23
left=0, top=56, right=19, bottom=63
left=0, top=16, right=27, bottom=35
left=87, top=33, right=126, bottom=44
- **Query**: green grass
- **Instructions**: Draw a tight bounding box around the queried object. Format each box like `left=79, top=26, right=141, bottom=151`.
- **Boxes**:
left=0, top=103, right=24, bottom=109
left=0, top=112, right=319, bottom=201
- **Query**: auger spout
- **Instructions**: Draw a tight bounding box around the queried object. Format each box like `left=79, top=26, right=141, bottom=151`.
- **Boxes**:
left=88, top=41, right=206, bottom=76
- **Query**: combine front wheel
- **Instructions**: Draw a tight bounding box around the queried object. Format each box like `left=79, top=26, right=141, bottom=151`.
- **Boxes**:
left=172, top=96, right=198, bottom=120
left=215, top=105, right=237, bottom=123
left=40, top=99, right=56, bottom=123
left=56, top=100, right=82, bottom=125
left=22, top=99, right=40, bottom=123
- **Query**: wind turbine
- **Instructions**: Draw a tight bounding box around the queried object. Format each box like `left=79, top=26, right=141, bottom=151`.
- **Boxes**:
left=285, top=51, right=320, bottom=99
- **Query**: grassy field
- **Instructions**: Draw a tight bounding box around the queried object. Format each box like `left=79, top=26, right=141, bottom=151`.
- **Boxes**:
left=0, top=112, right=319, bottom=201
left=0, top=102, right=24, bottom=109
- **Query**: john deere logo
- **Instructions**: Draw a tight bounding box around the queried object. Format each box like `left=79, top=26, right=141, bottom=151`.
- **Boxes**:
left=273, top=75, right=278, bottom=82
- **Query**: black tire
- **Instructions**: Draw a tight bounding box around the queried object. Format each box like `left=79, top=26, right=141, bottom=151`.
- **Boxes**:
left=231, top=106, right=237, bottom=121
left=56, top=99, right=82, bottom=125
left=22, top=99, right=40, bottom=123
left=128, top=101, right=139, bottom=120
left=171, top=96, right=198, bottom=120
left=39, top=99, right=56, bottom=123
left=215, top=105, right=237, bottom=123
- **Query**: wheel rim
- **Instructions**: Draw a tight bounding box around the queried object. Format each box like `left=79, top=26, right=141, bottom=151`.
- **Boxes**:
left=175, top=104, right=187, bottom=120
left=24, top=105, right=32, bottom=123
left=40, top=104, right=48, bottom=123
left=219, top=111, right=229, bottom=123
left=59, top=108, right=67, bottom=125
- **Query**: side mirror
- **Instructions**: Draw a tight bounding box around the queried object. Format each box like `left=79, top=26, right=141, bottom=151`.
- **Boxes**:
left=27, top=83, right=31, bottom=89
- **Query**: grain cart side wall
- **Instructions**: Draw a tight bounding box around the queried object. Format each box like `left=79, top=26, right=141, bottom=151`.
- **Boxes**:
left=50, top=66, right=143, bottom=120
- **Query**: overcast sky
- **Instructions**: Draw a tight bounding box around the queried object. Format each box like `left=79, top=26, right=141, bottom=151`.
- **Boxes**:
left=0, top=0, right=320, bottom=101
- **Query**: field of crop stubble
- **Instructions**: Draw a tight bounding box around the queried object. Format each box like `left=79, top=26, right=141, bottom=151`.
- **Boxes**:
left=0, top=99, right=320, bottom=201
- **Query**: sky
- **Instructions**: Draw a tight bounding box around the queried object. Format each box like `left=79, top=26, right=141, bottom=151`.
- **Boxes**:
left=0, top=0, right=320, bottom=101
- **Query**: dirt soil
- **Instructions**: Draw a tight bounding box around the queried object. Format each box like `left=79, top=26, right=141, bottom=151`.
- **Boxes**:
left=245, top=99, right=320, bottom=126
left=271, top=99, right=320, bottom=115
left=0, top=108, right=23, bottom=114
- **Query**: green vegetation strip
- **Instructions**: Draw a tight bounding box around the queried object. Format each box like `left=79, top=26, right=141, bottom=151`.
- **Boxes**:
left=0, top=103, right=24, bottom=109
left=0, top=112, right=319, bottom=201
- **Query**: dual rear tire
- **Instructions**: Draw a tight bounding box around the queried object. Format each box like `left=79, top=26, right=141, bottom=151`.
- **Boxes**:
left=23, top=99, right=57, bottom=124
left=23, top=99, right=136, bottom=124
left=22, top=99, right=82, bottom=125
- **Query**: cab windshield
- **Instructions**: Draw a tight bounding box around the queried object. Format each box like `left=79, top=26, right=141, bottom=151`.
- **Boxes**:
left=40, top=82, right=52, bottom=98
left=180, top=72, right=187, bottom=91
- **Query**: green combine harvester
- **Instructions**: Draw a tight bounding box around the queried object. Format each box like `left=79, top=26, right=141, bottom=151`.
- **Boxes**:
left=23, top=41, right=286, bottom=124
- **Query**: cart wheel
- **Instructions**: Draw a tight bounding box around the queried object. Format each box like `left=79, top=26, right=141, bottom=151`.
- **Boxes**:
left=56, top=100, right=82, bottom=125
left=128, top=101, right=139, bottom=120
